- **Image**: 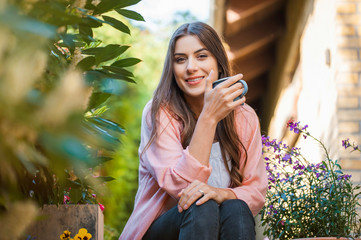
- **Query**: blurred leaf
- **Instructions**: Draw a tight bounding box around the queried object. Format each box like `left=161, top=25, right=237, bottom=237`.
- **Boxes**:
left=59, top=137, right=91, bottom=163
left=87, top=117, right=125, bottom=133
left=115, top=9, right=145, bottom=21
left=99, top=78, right=128, bottom=95
left=82, top=16, right=103, bottom=28
left=97, top=176, right=116, bottom=182
left=94, top=0, right=141, bottom=15
left=82, top=45, right=130, bottom=64
left=69, top=188, right=82, bottom=203
left=59, top=33, right=77, bottom=52
left=86, top=93, right=111, bottom=111
left=111, top=58, right=141, bottom=67
left=102, top=16, right=130, bottom=35
left=102, top=66, right=134, bottom=77
left=77, top=56, right=96, bottom=71
left=0, top=6, right=56, bottom=38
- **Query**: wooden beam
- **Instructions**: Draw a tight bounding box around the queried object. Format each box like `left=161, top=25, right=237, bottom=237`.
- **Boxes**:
left=226, top=14, right=284, bottom=61
left=231, top=46, right=275, bottom=81
left=226, top=0, right=285, bottom=36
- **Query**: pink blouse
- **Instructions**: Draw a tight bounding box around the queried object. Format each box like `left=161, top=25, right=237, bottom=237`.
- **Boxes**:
left=119, top=101, right=267, bottom=240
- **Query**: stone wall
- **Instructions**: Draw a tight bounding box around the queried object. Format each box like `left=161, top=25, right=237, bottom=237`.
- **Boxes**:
left=336, top=0, right=361, bottom=184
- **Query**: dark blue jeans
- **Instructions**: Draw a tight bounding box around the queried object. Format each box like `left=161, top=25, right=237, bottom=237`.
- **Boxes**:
left=142, top=199, right=255, bottom=240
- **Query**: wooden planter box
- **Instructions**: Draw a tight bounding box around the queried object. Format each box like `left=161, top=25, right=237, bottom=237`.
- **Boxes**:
left=26, top=204, right=103, bottom=240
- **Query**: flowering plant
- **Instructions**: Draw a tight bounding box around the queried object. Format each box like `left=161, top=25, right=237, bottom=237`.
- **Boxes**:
left=60, top=228, right=92, bottom=240
left=261, top=120, right=361, bottom=239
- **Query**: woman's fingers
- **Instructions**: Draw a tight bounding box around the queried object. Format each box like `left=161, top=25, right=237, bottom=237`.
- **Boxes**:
left=204, top=69, right=215, bottom=92
left=178, top=181, right=221, bottom=213
left=215, top=74, right=243, bottom=89
left=178, top=181, right=207, bottom=212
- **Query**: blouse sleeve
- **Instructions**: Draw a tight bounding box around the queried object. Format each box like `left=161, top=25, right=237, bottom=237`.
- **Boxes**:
left=139, top=101, right=212, bottom=199
left=227, top=105, right=268, bottom=216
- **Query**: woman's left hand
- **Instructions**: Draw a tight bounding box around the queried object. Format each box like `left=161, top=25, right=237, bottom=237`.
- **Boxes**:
left=177, top=180, right=236, bottom=213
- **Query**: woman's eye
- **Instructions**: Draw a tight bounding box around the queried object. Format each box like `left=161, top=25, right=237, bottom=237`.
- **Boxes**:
left=175, top=57, right=186, bottom=63
left=198, top=54, right=208, bottom=59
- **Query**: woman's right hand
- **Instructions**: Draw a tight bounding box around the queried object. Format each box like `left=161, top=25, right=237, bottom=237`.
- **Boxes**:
left=201, top=70, right=246, bottom=123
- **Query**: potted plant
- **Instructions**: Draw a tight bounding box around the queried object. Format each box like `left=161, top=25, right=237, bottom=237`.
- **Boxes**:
left=0, top=0, right=143, bottom=239
left=261, top=120, right=361, bottom=240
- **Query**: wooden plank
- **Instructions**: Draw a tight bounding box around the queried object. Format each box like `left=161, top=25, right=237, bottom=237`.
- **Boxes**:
left=25, top=204, right=104, bottom=240
left=226, top=14, right=284, bottom=61
left=225, top=0, right=285, bottom=36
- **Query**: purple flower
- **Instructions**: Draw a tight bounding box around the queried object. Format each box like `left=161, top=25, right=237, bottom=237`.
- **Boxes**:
left=282, top=154, right=291, bottom=161
left=342, top=138, right=351, bottom=149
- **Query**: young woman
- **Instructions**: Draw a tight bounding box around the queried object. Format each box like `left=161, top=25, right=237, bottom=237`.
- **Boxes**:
left=119, top=22, right=267, bottom=240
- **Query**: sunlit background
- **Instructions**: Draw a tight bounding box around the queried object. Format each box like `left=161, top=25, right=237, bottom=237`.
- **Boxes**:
left=1, top=0, right=360, bottom=239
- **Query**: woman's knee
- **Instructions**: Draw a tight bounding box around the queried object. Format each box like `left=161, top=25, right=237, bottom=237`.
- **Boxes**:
left=183, top=199, right=219, bottom=227
left=220, top=199, right=254, bottom=223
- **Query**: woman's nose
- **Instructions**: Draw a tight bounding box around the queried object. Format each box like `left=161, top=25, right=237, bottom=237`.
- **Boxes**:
left=186, top=58, right=198, bottom=73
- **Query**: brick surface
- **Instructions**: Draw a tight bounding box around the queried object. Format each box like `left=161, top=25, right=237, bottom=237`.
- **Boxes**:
left=341, top=159, right=361, bottom=170
left=343, top=170, right=361, bottom=184
left=337, top=25, right=356, bottom=36
left=338, top=48, right=359, bottom=60
left=338, top=86, right=361, bottom=96
left=336, top=3, right=357, bottom=13
left=336, top=72, right=359, bottom=84
left=339, top=121, right=360, bottom=133
left=337, top=37, right=361, bottom=48
left=336, top=14, right=361, bottom=24
left=338, top=96, right=359, bottom=108
left=338, top=61, right=361, bottom=71
left=338, top=110, right=361, bottom=120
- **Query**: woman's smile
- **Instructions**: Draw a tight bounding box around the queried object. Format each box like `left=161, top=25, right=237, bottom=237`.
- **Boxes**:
left=173, top=35, right=219, bottom=103
left=186, top=76, right=204, bottom=85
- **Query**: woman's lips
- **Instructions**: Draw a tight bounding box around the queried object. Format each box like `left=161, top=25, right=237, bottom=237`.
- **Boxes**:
left=186, top=76, right=204, bottom=85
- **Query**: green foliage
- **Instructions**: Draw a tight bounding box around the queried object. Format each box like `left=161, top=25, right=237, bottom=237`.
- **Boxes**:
left=261, top=121, right=361, bottom=239
left=89, top=17, right=167, bottom=234
left=0, top=0, right=143, bottom=213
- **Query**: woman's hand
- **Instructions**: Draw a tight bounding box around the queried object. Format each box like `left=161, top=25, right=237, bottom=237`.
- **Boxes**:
left=201, top=70, right=246, bottom=123
left=177, top=180, right=236, bottom=213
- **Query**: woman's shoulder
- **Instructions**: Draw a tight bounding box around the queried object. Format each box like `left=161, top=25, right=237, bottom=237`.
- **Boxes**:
left=235, top=103, right=259, bottom=122
left=142, top=99, right=179, bottom=129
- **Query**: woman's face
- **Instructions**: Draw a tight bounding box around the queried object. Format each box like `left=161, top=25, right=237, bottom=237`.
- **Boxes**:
left=173, top=35, right=219, bottom=104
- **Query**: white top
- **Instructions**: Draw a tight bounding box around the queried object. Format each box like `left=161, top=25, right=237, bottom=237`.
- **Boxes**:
left=207, top=142, right=231, bottom=188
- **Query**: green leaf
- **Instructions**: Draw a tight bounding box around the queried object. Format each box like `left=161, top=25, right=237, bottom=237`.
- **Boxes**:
left=87, top=92, right=111, bottom=110
left=115, top=9, right=145, bottom=21
left=59, top=34, right=77, bottom=51
left=0, top=6, right=57, bottom=39
left=79, top=24, right=94, bottom=44
left=77, top=56, right=96, bottom=71
left=87, top=117, right=125, bottom=133
left=82, top=16, right=103, bottom=28
left=102, top=16, right=130, bottom=34
left=94, top=0, right=141, bottom=14
left=111, top=58, right=142, bottom=67
left=97, top=176, right=116, bottom=182
left=60, top=137, right=91, bottom=163
left=99, top=78, right=128, bottom=94
left=116, top=0, right=142, bottom=9
left=102, top=66, right=134, bottom=77
left=83, top=45, right=130, bottom=64
left=69, top=188, right=82, bottom=203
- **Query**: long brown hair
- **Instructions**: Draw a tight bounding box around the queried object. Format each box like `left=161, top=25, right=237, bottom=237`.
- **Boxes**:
left=147, top=22, right=247, bottom=187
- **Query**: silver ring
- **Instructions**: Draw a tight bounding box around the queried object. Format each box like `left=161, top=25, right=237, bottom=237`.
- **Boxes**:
left=198, top=189, right=205, bottom=196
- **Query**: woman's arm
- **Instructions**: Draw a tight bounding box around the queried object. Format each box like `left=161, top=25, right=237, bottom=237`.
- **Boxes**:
left=140, top=102, right=212, bottom=199
left=227, top=106, right=268, bottom=216
left=178, top=105, right=267, bottom=215
left=188, top=72, right=245, bottom=166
